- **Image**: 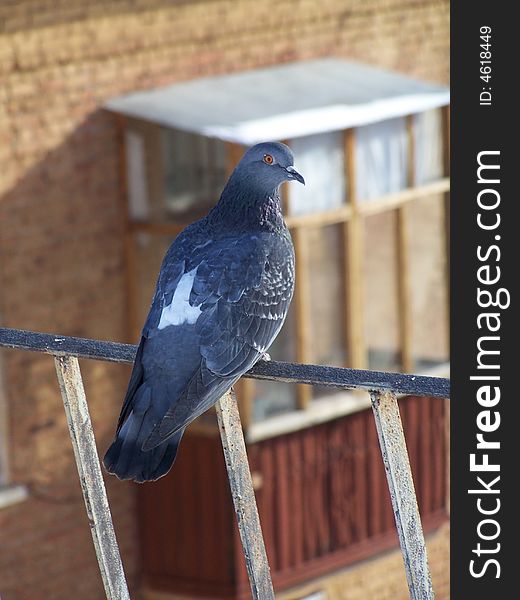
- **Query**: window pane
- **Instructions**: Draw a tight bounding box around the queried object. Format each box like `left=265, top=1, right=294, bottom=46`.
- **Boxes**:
left=125, top=130, right=150, bottom=220
left=308, top=225, right=345, bottom=368
left=162, top=129, right=226, bottom=219
left=355, top=117, right=408, bottom=201
left=407, top=195, right=449, bottom=369
left=363, top=212, right=400, bottom=371
left=301, top=224, right=346, bottom=399
left=414, top=108, right=444, bottom=184
left=288, top=132, right=346, bottom=215
left=125, top=121, right=227, bottom=223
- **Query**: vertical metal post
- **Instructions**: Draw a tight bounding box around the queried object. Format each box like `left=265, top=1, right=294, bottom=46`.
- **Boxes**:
left=215, top=389, right=275, bottom=600
left=370, top=390, right=434, bottom=600
left=54, top=355, right=130, bottom=600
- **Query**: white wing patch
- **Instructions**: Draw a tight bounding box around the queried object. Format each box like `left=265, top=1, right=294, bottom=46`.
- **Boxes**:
left=158, top=268, right=202, bottom=330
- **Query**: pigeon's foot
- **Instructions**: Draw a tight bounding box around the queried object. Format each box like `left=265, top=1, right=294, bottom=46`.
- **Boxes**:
left=261, top=353, right=271, bottom=362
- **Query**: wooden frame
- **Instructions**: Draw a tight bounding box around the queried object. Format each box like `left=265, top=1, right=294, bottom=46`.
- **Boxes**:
left=395, top=115, right=415, bottom=373
left=343, top=128, right=367, bottom=370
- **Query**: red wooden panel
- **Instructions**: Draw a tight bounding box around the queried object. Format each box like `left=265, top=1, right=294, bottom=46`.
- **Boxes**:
left=366, top=412, right=385, bottom=537
left=194, top=436, right=219, bottom=582
left=177, top=435, right=202, bottom=580
left=138, top=476, right=166, bottom=576
left=258, top=441, right=277, bottom=569
left=301, top=426, right=317, bottom=560
left=300, top=424, right=330, bottom=559
left=314, top=424, right=331, bottom=554
left=288, top=432, right=305, bottom=567
left=328, top=418, right=353, bottom=547
left=274, top=435, right=292, bottom=572
left=215, top=437, right=236, bottom=584
left=432, top=398, right=446, bottom=511
left=401, top=396, right=448, bottom=519
left=139, top=431, right=237, bottom=597
left=139, top=397, right=448, bottom=599
left=351, top=411, right=368, bottom=542
left=421, top=396, right=434, bottom=516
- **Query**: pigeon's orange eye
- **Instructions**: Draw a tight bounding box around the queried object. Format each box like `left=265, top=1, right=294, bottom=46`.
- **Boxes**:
left=263, top=154, right=274, bottom=165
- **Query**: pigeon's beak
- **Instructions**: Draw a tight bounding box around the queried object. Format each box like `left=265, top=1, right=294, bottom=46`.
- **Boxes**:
left=285, top=165, right=305, bottom=185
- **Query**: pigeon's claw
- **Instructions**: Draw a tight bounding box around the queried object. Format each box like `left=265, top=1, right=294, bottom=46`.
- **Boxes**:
left=261, top=352, right=271, bottom=362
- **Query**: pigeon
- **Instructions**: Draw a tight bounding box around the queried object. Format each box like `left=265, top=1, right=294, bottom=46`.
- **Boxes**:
left=104, top=142, right=304, bottom=482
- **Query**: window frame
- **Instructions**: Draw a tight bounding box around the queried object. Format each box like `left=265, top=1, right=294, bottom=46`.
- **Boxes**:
left=118, top=106, right=450, bottom=429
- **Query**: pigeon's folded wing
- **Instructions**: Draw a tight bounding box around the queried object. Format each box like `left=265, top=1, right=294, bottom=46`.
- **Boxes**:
left=142, top=232, right=294, bottom=449
left=193, top=232, right=294, bottom=374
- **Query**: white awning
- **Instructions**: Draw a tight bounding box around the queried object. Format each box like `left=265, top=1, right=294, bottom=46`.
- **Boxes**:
left=105, top=58, right=449, bottom=145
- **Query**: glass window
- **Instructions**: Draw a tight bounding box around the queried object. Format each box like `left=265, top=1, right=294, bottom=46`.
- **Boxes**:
left=125, top=130, right=150, bottom=220
left=162, top=129, right=227, bottom=219
left=355, top=117, right=408, bottom=201
left=363, top=211, right=401, bottom=371
left=307, top=224, right=346, bottom=398
left=126, top=109, right=449, bottom=424
left=407, top=194, right=449, bottom=369
left=124, top=121, right=229, bottom=223
left=414, top=109, right=444, bottom=185
left=307, top=225, right=346, bottom=368
left=289, top=132, right=346, bottom=215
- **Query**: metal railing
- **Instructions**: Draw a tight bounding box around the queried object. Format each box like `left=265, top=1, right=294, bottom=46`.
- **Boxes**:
left=0, top=327, right=450, bottom=600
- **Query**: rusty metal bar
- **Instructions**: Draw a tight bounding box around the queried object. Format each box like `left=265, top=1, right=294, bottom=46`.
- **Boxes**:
left=54, top=355, right=130, bottom=600
left=215, top=389, right=275, bottom=600
left=370, top=390, right=434, bottom=600
left=0, top=328, right=450, bottom=398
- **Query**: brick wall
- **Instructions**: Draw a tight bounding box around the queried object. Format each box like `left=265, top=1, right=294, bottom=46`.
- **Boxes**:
left=0, top=1, right=449, bottom=599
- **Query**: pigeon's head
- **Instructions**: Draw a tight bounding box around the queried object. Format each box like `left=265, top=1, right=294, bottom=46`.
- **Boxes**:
left=235, top=142, right=305, bottom=193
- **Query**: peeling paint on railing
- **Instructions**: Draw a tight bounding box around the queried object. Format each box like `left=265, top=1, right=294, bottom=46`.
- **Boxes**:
left=0, top=327, right=449, bottom=600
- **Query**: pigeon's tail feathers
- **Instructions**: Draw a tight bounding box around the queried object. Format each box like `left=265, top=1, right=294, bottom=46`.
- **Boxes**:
left=103, top=399, right=184, bottom=483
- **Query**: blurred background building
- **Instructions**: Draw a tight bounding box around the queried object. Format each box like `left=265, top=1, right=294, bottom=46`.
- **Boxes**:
left=0, top=2, right=449, bottom=599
